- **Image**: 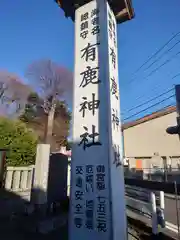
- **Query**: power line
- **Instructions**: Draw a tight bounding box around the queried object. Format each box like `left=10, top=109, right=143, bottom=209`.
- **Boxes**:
left=124, top=82, right=166, bottom=105
left=173, top=72, right=180, bottom=79
left=125, top=51, right=180, bottom=89
left=130, top=31, right=180, bottom=76
left=122, top=88, right=174, bottom=115
left=126, top=51, right=180, bottom=88
left=144, top=51, right=180, bottom=79
left=127, top=84, right=168, bottom=106
left=123, top=80, right=175, bottom=112
left=144, top=40, right=180, bottom=71
left=123, top=94, right=175, bottom=121
left=124, top=31, right=180, bottom=85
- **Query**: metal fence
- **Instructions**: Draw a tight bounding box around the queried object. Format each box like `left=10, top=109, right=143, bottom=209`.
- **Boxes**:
left=125, top=179, right=180, bottom=238
left=124, top=167, right=180, bottom=183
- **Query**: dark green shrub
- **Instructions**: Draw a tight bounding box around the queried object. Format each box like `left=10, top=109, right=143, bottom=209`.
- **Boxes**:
left=0, top=117, right=37, bottom=166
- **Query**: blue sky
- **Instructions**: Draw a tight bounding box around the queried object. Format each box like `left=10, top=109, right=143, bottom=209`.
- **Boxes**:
left=0, top=0, right=180, bottom=122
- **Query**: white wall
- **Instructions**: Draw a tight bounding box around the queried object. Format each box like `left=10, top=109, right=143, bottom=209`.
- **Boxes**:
left=123, top=112, right=180, bottom=157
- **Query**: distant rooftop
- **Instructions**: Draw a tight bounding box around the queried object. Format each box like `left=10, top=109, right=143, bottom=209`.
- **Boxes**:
left=122, top=106, right=176, bottom=130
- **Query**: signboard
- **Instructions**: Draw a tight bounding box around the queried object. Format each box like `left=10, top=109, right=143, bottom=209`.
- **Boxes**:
left=69, top=1, right=126, bottom=239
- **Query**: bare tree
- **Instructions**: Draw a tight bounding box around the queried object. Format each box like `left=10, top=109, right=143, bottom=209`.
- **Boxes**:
left=20, top=92, right=71, bottom=151
left=25, top=59, right=73, bottom=145
left=0, top=71, right=31, bottom=117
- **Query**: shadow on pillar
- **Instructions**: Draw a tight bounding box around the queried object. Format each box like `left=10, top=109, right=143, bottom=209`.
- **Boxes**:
left=47, top=153, right=69, bottom=204
left=30, top=151, right=70, bottom=218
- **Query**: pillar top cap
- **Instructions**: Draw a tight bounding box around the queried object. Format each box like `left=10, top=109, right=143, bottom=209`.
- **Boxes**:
left=55, top=0, right=134, bottom=24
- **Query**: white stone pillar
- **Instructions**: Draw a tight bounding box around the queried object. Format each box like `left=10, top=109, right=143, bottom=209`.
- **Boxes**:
left=21, top=169, right=28, bottom=190
left=31, top=144, right=50, bottom=205
left=5, top=169, right=13, bottom=190
left=69, top=1, right=127, bottom=239
left=12, top=170, right=21, bottom=191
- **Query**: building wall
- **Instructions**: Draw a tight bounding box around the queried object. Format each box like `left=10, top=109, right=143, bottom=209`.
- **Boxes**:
left=123, top=112, right=180, bottom=158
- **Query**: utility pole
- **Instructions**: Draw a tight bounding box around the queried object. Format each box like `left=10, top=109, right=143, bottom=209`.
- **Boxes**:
left=166, top=85, right=180, bottom=136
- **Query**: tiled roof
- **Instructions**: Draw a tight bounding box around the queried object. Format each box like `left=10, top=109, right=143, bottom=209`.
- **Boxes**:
left=122, top=106, right=176, bottom=130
